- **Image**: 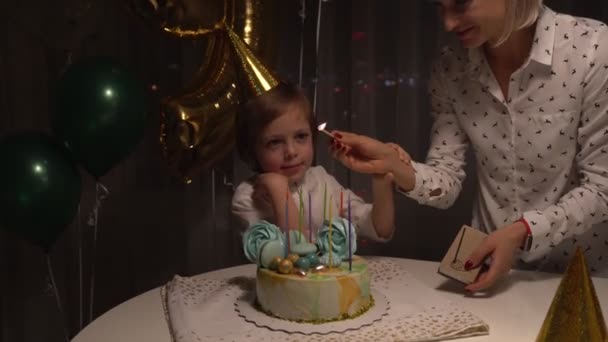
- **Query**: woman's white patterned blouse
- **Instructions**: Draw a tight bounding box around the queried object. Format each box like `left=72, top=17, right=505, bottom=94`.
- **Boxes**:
left=401, top=6, right=608, bottom=275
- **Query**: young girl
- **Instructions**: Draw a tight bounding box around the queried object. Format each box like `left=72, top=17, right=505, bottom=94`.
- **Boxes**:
left=231, top=82, right=396, bottom=242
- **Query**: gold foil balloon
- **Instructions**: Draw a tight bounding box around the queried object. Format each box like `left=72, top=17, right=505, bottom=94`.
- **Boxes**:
left=160, top=30, right=239, bottom=181
left=227, top=0, right=278, bottom=64
left=536, top=247, right=607, bottom=341
left=129, top=0, right=272, bottom=41
left=128, top=0, right=278, bottom=75
left=128, top=0, right=276, bottom=93
left=146, top=0, right=280, bottom=181
left=129, top=0, right=226, bottom=37
left=161, top=25, right=279, bottom=181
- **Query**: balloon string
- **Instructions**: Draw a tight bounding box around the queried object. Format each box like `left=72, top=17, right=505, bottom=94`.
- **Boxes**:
left=77, top=204, right=83, bottom=331
left=87, top=182, right=109, bottom=323
left=315, top=0, right=322, bottom=61
left=46, top=255, right=70, bottom=342
left=211, top=169, right=218, bottom=257
left=312, top=0, right=323, bottom=117
left=298, top=0, right=306, bottom=86
left=61, top=51, right=73, bottom=74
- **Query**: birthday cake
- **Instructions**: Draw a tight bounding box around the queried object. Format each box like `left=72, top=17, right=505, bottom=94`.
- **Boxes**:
left=243, top=218, right=373, bottom=323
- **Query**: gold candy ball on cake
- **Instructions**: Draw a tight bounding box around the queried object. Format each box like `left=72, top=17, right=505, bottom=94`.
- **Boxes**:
left=278, top=259, right=294, bottom=274
left=268, top=256, right=283, bottom=271
left=286, top=253, right=299, bottom=264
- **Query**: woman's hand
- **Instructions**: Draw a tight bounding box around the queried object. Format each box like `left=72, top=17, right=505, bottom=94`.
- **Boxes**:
left=329, top=131, right=402, bottom=175
left=464, top=222, right=528, bottom=292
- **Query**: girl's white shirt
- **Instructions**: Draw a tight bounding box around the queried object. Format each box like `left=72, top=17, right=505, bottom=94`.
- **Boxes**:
left=232, top=165, right=391, bottom=243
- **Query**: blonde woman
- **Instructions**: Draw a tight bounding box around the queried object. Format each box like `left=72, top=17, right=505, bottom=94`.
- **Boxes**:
left=330, top=0, right=608, bottom=292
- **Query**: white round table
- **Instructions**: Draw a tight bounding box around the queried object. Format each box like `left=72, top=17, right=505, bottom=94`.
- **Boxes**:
left=71, top=256, right=608, bottom=341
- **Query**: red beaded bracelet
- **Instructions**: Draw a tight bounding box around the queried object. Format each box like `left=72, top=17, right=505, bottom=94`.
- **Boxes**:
left=518, top=217, right=532, bottom=235
left=517, top=218, right=533, bottom=251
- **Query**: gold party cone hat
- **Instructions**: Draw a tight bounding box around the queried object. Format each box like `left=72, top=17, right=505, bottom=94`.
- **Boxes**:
left=536, top=247, right=607, bottom=341
left=225, top=26, right=279, bottom=99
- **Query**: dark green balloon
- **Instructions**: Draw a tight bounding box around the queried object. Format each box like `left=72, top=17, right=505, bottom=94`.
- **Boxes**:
left=52, top=57, right=147, bottom=179
left=0, top=132, right=81, bottom=251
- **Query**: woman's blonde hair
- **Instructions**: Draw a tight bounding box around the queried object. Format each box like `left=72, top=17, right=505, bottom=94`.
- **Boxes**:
left=494, top=0, right=544, bottom=46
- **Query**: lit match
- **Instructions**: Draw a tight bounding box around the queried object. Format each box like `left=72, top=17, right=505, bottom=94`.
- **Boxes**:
left=317, top=122, right=334, bottom=138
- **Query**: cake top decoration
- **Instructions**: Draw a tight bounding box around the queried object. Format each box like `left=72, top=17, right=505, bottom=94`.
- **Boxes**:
left=243, top=220, right=283, bottom=264
left=316, top=217, right=357, bottom=260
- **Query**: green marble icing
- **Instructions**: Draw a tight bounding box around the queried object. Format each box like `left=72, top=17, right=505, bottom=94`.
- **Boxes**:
left=255, top=296, right=375, bottom=325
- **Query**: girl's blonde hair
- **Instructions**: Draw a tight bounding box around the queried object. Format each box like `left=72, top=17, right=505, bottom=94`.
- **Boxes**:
left=494, top=0, right=544, bottom=46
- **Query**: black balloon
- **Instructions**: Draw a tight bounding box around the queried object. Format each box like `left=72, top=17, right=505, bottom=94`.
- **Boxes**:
left=0, top=132, right=82, bottom=251
left=52, top=57, right=148, bottom=179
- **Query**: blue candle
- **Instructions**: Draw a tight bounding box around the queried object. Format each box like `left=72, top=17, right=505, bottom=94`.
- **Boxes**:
left=285, top=190, right=289, bottom=256
left=298, top=188, right=303, bottom=243
left=308, top=192, right=312, bottom=242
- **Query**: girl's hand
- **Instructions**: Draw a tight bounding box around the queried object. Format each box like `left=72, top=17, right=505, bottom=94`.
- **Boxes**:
left=464, top=222, right=528, bottom=292
left=386, top=142, right=411, bottom=165
left=252, top=173, right=289, bottom=212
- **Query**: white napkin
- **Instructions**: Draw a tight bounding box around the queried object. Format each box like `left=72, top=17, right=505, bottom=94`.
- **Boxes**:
left=162, top=260, right=489, bottom=342
left=162, top=275, right=258, bottom=342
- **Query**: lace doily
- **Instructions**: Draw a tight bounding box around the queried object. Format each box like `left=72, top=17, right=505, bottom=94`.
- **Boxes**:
left=161, top=259, right=489, bottom=341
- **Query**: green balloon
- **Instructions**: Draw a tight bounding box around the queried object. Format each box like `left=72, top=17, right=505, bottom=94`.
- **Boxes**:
left=52, top=57, right=147, bottom=178
left=0, top=132, right=81, bottom=251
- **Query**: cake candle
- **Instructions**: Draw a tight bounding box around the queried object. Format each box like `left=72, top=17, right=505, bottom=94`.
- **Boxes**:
left=328, top=195, right=333, bottom=268
left=348, top=192, right=352, bottom=272
left=298, top=188, right=303, bottom=243
left=323, top=183, right=327, bottom=222
left=285, top=190, right=290, bottom=256
left=308, top=192, right=312, bottom=242
left=340, top=190, right=343, bottom=216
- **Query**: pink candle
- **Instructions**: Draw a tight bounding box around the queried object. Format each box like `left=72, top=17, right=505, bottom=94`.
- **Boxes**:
left=340, top=190, right=343, bottom=216
left=328, top=196, right=333, bottom=267
left=348, top=192, right=352, bottom=272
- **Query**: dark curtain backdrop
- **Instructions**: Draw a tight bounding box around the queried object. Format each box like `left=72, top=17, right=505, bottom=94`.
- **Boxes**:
left=1, top=1, right=606, bottom=341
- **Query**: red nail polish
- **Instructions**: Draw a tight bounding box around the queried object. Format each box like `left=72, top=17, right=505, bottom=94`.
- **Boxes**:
left=464, top=260, right=473, bottom=270
left=334, top=132, right=343, bottom=138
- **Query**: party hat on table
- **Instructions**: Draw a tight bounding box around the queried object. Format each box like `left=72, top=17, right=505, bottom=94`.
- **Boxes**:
left=536, top=247, right=607, bottom=341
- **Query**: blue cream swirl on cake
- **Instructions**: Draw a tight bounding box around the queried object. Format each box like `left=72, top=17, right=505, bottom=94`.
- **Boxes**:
left=316, top=217, right=357, bottom=261
left=242, top=220, right=284, bottom=265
